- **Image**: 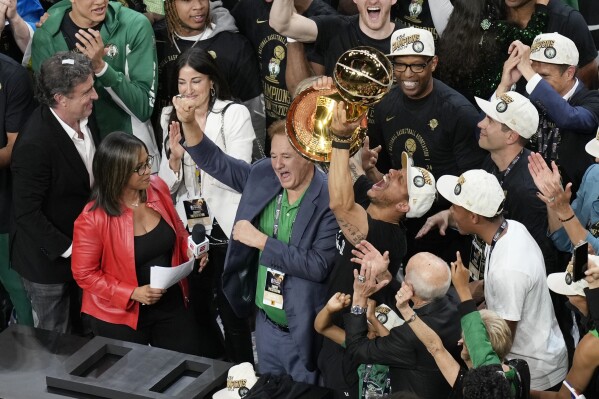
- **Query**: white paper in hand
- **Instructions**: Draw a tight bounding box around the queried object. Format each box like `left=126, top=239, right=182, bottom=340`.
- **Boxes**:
left=150, top=257, right=195, bottom=289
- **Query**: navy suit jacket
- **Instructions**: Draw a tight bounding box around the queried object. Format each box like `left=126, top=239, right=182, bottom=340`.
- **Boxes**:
left=186, top=136, right=338, bottom=370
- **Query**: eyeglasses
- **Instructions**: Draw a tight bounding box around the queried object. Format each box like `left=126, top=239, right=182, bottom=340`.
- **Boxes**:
left=392, top=58, right=433, bottom=73
left=133, top=155, right=154, bottom=176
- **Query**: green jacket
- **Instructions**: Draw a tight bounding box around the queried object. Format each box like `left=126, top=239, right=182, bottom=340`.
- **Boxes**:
left=32, top=1, right=159, bottom=159
left=460, top=300, right=518, bottom=397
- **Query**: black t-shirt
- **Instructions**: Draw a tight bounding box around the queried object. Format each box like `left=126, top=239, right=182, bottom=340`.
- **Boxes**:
left=0, top=54, right=35, bottom=233
left=368, top=80, right=486, bottom=263
left=369, top=80, right=487, bottom=181
left=155, top=29, right=262, bottom=118
left=392, top=1, right=438, bottom=40
left=231, top=0, right=336, bottom=128
left=546, top=0, right=598, bottom=67
left=481, top=150, right=547, bottom=243
left=319, top=176, right=406, bottom=398
left=59, top=12, right=103, bottom=51
left=310, top=15, right=406, bottom=75
left=579, top=0, right=599, bottom=50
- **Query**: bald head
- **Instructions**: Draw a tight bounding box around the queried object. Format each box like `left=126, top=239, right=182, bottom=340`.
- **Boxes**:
left=405, top=252, right=451, bottom=301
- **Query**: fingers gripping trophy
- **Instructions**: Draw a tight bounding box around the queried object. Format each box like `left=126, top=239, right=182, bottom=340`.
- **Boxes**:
left=286, top=47, right=393, bottom=162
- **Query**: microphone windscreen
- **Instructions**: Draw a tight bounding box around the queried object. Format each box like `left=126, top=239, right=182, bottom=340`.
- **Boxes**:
left=191, top=224, right=206, bottom=243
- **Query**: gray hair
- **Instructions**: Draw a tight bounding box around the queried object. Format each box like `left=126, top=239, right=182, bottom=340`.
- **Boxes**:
left=405, top=252, right=451, bottom=301
left=36, top=51, right=93, bottom=108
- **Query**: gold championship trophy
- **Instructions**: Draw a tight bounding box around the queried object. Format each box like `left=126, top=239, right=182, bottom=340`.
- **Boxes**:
left=286, top=46, right=393, bottom=163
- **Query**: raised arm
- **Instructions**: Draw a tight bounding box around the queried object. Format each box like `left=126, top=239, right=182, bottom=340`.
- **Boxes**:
left=395, top=282, right=461, bottom=386
left=314, top=292, right=351, bottom=345
left=269, top=0, right=318, bottom=42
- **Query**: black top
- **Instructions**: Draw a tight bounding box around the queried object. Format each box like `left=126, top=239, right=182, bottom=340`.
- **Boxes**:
left=481, top=150, right=546, bottom=243
left=392, top=1, right=437, bottom=39
left=134, top=217, right=180, bottom=309
left=318, top=175, right=406, bottom=398
left=310, top=14, right=406, bottom=75
left=546, top=0, right=598, bottom=67
left=59, top=12, right=103, bottom=51
left=0, top=54, right=34, bottom=233
left=344, top=295, right=462, bottom=399
left=231, top=0, right=336, bottom=127
left=368, top=80, right=487, bottom=183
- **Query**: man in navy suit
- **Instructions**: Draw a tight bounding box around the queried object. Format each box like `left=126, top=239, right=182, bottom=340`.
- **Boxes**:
left=11, top=52, right=99, bottom=333
left=175, top=105, right=337, bottom=383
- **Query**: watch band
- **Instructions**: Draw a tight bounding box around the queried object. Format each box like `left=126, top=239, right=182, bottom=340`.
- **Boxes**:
left=350, top=305, right=366, bottom=315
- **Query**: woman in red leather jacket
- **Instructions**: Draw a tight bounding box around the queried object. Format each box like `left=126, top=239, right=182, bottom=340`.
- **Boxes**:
left=72, top=132, right=206, bottom=355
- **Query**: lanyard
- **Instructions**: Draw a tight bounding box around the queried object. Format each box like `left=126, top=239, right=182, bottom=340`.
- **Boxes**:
left=487, top=220, right=508, bottom=271
left=494, top=149, right=523, bottom=187
left=273, top=194, right=283, bottom=240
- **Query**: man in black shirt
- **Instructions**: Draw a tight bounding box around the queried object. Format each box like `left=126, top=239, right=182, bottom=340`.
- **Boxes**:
left=269, top=0, right=403, bottom=75
left=231, top=0, right=335, bottom=133
left=365, top=27, right=487, bottom=263
left=317, top=94, right=436, bottom=398
left=344, top=251, right=461, bottom=399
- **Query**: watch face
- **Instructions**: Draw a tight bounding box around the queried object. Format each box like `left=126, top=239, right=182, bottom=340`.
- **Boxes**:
left=351, top=305, right=365, bottom=315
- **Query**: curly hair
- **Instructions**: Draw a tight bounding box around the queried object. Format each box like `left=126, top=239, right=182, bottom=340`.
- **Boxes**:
left=164, top=0, right=210, bottom=43
left=35, top=51, right=93, bottom=108
left=436, top=0, right=504, bottom=91
left=462, top=365, right=512, bottom=399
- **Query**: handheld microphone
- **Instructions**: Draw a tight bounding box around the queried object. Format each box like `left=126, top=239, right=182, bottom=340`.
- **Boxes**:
left=188, top=224, right=209, bottom=257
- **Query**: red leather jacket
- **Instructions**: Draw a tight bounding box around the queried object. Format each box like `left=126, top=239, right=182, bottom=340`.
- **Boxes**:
left=72, top=176, right=190, bottom=330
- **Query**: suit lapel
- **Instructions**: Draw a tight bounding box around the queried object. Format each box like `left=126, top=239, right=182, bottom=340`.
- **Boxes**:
left=45, top=107, right=91, bottom=190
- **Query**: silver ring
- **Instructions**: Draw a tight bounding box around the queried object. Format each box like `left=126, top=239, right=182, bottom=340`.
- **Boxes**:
left=358, top=275, right=366, bottom=283
left=548, top=197, right=556, bottom=203
left=398, top=293, right=403, bottom=298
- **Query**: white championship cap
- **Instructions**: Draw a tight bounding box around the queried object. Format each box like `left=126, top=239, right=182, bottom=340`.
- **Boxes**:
left=437, top=170, right=505, bottom=218
left=475, top=91, right=539, bottom=139
left=402, top=151, right=436, bottom=218
left=387, top=27, right=435, bottom=58
left=530, top=32, right=579, bottom=66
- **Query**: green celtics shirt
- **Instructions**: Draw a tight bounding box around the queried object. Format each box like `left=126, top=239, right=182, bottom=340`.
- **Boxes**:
left=255, top=189, right=306, bottom=326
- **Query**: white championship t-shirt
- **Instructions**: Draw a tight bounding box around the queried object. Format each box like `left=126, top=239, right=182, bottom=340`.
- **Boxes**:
left=484, top=220, right=568, bottom=390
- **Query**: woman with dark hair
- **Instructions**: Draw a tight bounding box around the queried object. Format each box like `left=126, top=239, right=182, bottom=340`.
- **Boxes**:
left=436, top=0, right=548, bottom=104
left=158, top=46, right=255, bottom=362
left=72, top=131, right=205, bottom=355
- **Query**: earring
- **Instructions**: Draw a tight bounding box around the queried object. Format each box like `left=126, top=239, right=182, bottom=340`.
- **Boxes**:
left=210, top=86, right=215, bottom=97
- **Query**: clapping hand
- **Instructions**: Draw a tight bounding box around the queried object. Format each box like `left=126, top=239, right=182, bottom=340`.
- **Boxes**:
left=528, top=152, right=572, bottom=211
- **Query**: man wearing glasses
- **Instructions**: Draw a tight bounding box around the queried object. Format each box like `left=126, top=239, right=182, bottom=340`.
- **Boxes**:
left=10, top=52, right=99, bottom=334
left=365, top=27, right=487, bottom=264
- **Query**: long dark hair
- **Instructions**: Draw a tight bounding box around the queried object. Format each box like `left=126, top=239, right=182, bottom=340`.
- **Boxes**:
left=166, top=47, right=233, bottom=154
left=436, top=0, right=504, bottom=91
left=90, top=132, right=148, bottom=216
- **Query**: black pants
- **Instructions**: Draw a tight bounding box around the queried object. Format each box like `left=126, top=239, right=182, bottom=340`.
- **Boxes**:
left=189, top=221, right=254, bottom=363
left=87, top=289, right=201, bottom=356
